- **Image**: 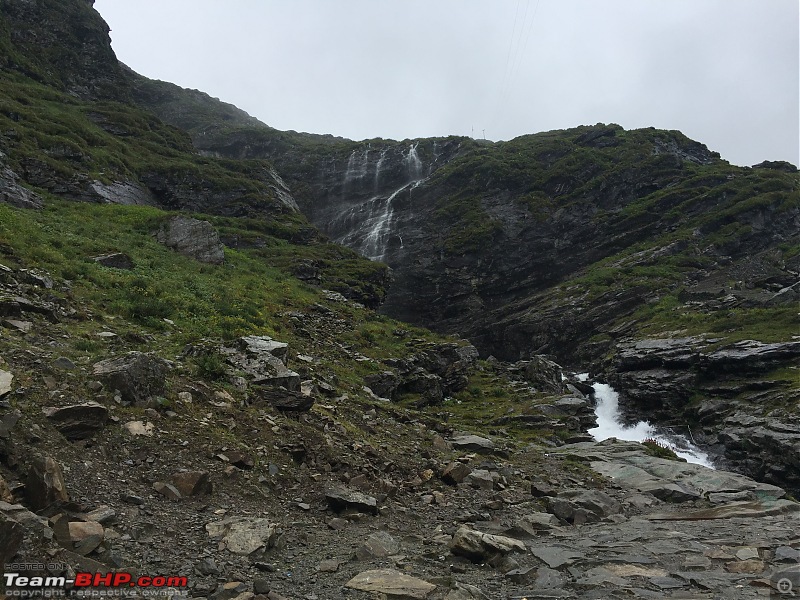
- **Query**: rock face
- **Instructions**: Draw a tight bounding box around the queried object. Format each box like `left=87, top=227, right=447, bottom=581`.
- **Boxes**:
left=156, top=216, right=225, bottom=264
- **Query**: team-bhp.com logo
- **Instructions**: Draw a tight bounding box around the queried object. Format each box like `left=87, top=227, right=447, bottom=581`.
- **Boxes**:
left=4, top=572, right=188, bottom=597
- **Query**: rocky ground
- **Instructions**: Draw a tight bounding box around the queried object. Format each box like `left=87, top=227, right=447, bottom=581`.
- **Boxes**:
left=1, top=263, right=798, bottom=600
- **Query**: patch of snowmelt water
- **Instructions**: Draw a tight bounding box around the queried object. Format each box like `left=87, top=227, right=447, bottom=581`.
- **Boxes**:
left=583, top=377, right=715, bottom=469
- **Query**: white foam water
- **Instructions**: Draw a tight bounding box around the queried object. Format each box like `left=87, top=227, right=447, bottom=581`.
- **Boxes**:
left=586, top=379, right=714, bottom=468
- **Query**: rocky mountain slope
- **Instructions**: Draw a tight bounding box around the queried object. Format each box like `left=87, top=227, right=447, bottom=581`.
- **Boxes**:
left=0, top=1, right=799, bottom=598
left=132, top=69, right=799, bottom=494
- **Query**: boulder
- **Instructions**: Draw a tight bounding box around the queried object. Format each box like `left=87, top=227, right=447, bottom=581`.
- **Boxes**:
left=43, top=402, right=109, bottom=440
left=450, top=527, right=526, bottom=562
left=364, top=371, right=401, bottom=399
left=325, top=487, right=378, bottom=515
left=170, top=471, right=212, bottom=497
left=356, top=531, right=400, bottom=560
left=220, top=336, right=300, bottom=391
left=522, top=355, right=566, bottom=393
left=450, top=435, right=495, bottom=454
left=0, top=513, right=23, bottom=563
left=92, top=352, right=170, bottom=406
left=91, top=253, right=134, bottom=270
left=25, top=456, right=69, bottom=510
left=156, top=216, right=224, bottom=264
left=205, top=517, right=281, bottom=556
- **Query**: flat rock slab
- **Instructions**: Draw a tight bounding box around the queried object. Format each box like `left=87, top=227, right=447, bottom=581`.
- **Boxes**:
left=530, top=545, right=584, bottom=569
left=556, top=439, right=787, bottom=502
left=647, top=499, right=800, bottom=520
left=325, top=487, right=378, bottom=515
left=450, top=435, right=495, bottom=453
left=345, top=569, right=436, bottom=599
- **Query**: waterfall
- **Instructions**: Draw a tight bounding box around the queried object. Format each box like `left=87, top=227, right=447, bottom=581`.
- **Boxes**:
left=344, top=148, right=370, bottom=187
left=359, top=182, right=414, bottom=261
left=587, top=379, right=715, bottom=468
left=405, top=143, right=422, bottom=180
left=374, top=149, right=387, bottom=192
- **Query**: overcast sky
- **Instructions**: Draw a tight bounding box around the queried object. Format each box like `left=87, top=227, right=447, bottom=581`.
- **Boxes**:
left=94, top=0, right=798, bottom=167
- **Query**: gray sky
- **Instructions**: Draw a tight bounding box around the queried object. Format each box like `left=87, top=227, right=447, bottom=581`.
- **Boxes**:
left=94, top=0, right=799, bottom=167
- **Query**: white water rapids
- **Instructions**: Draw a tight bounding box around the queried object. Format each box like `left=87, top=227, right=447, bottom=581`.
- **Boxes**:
left=584, top=376, right=715, bottom=468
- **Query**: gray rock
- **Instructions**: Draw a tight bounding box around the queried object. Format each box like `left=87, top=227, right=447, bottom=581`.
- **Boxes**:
left=93, top=352, right=170, bottom=406
left=91, top=253, right=134, bottom=270
left=170, top=471, right=212, bottom=497
left=52, top=357, right=77, bottom=370
left=205, top=517, right=281, bottom=556
left=25, top=456, right=69, bottom=510
left=345, top=569, right=436, bottom=599
left=153, top=482, right=182, bottom=501
left=43, top=402, right=109, bottom=440
left=0, top=161, right=44, bottom=209
left=450, top=526, right=526, bottom=562
left=364, top=371, right=401, bottom=399
left=530, top=545, right=584, bottom=569
left=325, top=487, right=378, bottom=515
left=0, top=370, right=11, bottom=397
left=356, top=531, right=400, bottom=559
left=445, top=583, right=489, bottom=599
left=219, top=336, right=300, bottom=391
left=450, top=435, right=495, bottom=454
left=522, top=355, right=566, bottom=393
left=464, top=469, right=496, bottom=490
left=156, top=216, right=224, bottom=264
left=441, top=461, right=472, bottom=485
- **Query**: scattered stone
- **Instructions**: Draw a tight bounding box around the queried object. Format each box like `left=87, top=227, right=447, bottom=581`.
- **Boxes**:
left=156, top=216, right=225, bottom=264
left=205, top=517, right=281, bottom=556
left=464, top=469, right=495, bottom=490
left=356, top=531, right=400, bottom=560
left=153, top=482, right=182, bottom=501
left=444, top=583, right=490, bottom=599
left=196, top=557, right=220, bottom=576
left=170, top=471, right=212, bottom=497
left=91, top=253, right=134, bottom=270
left=216, top=451, right=254, bottom=469
left=514, top=512, right=561, bottom=536
left=775, top=546, right=800, bottom=562
left=93, top=352, right=170, bottom=406
left=345, top=569, right=436, bottom=599
left=120, top=494, right=145, bottom=506
left=25, top=456, right=69, bottom=510
left=123, top=421, right=154, bottom=436
left=43, top=402, right=109, bottom=440
left=85, top=507, right=116, bottom=525
left=325, top=487, right=378, bottom=515
left=441, top=461, right=473, bottom=486
left=725, top=559, right=765, bottom=573
left=317, top=558, right=342, bottom=573
left=68, top=520, right=104, bottom=542
left=52, top=357, right=77, bottom=370
left=450, top=527, right=526, bottom=562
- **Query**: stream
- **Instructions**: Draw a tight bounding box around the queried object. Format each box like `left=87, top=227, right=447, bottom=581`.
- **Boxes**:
left=583, top=377, right=715, bottom=468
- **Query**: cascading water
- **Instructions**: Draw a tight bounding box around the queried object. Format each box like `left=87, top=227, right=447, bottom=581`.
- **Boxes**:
left=405, top=143, right=423, bottom=180
left=374, top=149, right=387, bottom=192
left=335, top=142, right=426, bottom=262
left=585, top=377, right=714, bottom=468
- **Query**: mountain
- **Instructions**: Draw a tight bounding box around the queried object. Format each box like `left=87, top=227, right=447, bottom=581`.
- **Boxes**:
left=1, top=1, right=799, bottom=597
